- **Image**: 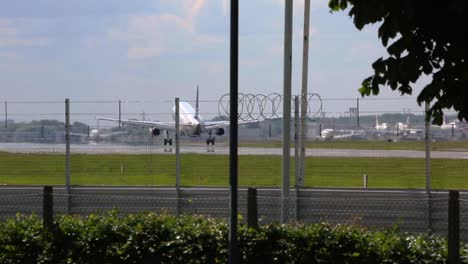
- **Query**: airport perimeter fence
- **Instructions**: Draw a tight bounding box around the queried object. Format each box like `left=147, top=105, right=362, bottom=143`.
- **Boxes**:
left=0, top=97, right=467, bottom=238
left=0, top=97, right=466, bottom=188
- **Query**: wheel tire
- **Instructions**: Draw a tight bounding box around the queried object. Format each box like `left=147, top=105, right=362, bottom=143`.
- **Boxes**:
left=164, top=139, right=167, bottom=145
left=168, top=139, right=173, bottom=146
left=211, top=138, right=215, bottom=145
left=206, top=139, right=210, bottom=145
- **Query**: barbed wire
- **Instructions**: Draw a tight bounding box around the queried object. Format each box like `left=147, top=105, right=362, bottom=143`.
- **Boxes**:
left=217, top=93, right=323, bottom=121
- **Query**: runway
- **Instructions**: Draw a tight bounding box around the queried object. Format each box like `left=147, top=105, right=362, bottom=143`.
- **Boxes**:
left=1, top=142, right=467, bottom=159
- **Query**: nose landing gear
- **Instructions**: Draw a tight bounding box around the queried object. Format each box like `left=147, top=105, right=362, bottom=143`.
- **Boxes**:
left=206, top=130, right=215, bottom=152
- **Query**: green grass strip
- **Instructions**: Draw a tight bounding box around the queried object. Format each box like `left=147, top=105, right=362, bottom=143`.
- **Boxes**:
left=0, top=152, right=467, bottom=188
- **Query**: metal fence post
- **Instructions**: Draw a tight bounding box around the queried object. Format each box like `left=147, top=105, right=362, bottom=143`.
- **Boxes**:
left=448, top=190, right=460, bottom=264
left=43, top=186, right=54, bottom=230
left=363, top=174, right=368, bottom=190
left=4, top=101, right=7, bottom=128
left=65, top=98, right=71, bottom=214
left=118, top=100, right=122, bottom=128
left=247, top=188, right=258, bottom=230
left=175, top=98, right=181, bottom=214
left=356, top=98, right=360, bottom=128
left=281, top=0, right=293, bottom=224
left=425, top=102, right=432, bottom=232
left=294, top=96, right=300, bottom=221
left=294, top=96, right=299, bottom=185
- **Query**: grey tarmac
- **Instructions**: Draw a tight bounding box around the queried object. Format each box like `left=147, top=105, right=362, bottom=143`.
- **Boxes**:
left=0, top=142, right=467, bottom=159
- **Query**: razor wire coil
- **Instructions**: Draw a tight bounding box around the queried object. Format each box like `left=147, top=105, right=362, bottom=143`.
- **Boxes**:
left=217, top=93, right=322, bottom=121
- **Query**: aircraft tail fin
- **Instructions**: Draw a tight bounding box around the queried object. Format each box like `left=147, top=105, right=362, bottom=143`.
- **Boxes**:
left=195, top=85, right=199, bottom=119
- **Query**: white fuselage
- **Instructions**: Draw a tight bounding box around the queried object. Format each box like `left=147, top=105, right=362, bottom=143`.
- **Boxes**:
left=321, top=128, right=334, bottom=140
left=89, top=129, right=100, bottom=141
left=375, top=116, right=387, bottom=130
left=375, top=123, right=387, bottom=130
left=172, top=102, right=205, bottom=137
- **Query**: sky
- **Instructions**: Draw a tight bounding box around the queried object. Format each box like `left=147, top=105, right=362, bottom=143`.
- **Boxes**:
left=0, top=0, right=431, bottom=123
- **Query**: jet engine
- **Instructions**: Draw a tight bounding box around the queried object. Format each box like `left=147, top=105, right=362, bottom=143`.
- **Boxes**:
left=150, top=128, right=161, bottom=136
left=215, top=128, right=225, bottom=136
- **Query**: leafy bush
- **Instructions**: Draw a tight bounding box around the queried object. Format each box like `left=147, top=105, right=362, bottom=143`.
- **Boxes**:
left=0, top=212, right=461, bottom=263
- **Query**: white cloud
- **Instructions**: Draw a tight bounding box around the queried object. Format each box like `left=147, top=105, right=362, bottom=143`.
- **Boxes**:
left=274, top=0, right=329, bottom=12
left=127, top=46, right=164, bottom=59
left=183, top=0, right=207, bottom=27
left=206, top=61, right=226, bottom=74
left=343, top=41, right=384, bottom=64
left=222, top=0, right=229, bottom=16
left=108, top=0, right=226, bottom=59
left=0, top=19, right=10, bottom=27
left=0, top=52, right=18, bottom=60
left=195, top=34, right=225, bottom=45
left=0, top=19, right=50, bottom=47
left=267, top=43, right=283, bottom=57
left=108, top=14, right=166, bottom=58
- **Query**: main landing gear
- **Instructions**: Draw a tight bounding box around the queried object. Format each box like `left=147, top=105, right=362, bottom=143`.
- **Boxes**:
left=206, top=130, right=215, bottom=152
left=163, top=130, right=173, bottom=152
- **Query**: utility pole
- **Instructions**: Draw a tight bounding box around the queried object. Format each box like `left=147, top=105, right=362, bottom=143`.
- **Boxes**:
left=281, top=0, right=293, bottom=224
left=299, top=0, right=311, bottom=188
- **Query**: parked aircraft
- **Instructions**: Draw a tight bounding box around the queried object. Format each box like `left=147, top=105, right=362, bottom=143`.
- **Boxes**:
left=434, top=117, right=458, bottom=130
left=431, top=117, right=468, bottom=139
left=396, top=115, right=411, bottom=131
left=396, top=115, right=422, bottom=136
left=97, top=87, right=259, bottom=148
left=374, top=116, right=387, bottom=130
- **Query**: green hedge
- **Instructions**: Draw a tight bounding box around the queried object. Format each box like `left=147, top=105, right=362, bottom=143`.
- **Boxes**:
left=0, top=212, right=461, bottom=263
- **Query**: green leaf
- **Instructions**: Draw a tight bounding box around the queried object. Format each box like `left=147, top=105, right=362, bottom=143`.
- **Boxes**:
left=359, top=77, right=373, bottom=96
left=328, top=0, right=342, bottom=11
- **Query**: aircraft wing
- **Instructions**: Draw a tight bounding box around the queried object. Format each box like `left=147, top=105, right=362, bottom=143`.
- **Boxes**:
left=332, top=133, right=359, bottom=139
left=204, top=119, right=262, bottom=130
left=68, top=132, right=88, bottom=137
left=334, top=131, right=365, bottom=139
left=99, top=131, right=128, bottom=138
left=96, top=117, right=175, bottom=131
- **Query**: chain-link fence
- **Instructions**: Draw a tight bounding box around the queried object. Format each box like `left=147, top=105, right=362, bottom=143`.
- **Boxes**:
left=0, top=97, right=467, bottom=188
left=1, top=97, right=467, bottom=240
left=2, top=186, right=468, bottom=241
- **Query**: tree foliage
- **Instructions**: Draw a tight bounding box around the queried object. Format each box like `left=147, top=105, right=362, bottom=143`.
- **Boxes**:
left=329, top=0, right=468, bottom=124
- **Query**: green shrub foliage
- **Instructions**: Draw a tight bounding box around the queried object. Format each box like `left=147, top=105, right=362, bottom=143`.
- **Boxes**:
left=0, top=211, right=460, bottom=263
